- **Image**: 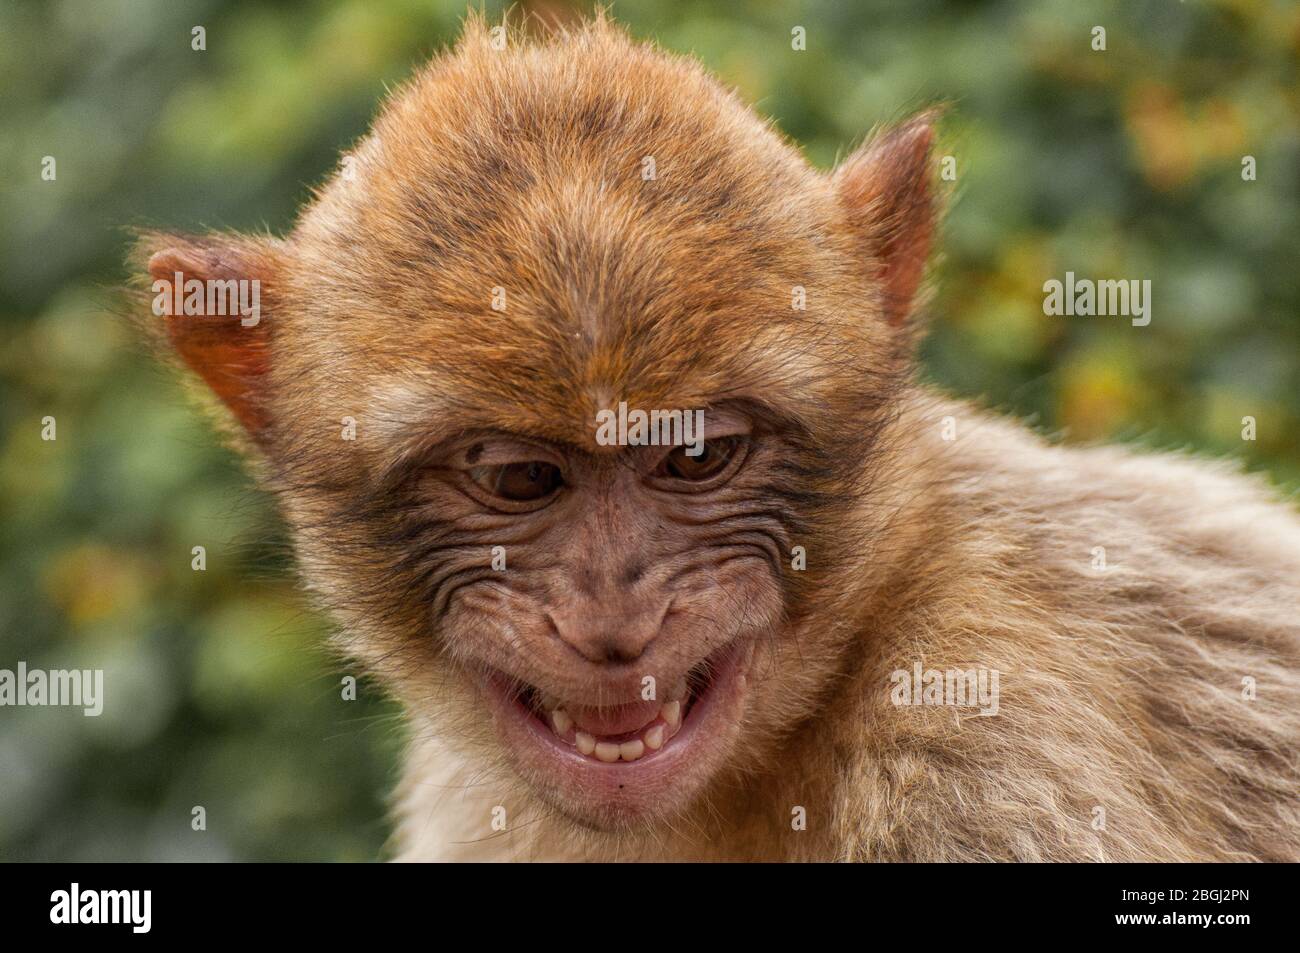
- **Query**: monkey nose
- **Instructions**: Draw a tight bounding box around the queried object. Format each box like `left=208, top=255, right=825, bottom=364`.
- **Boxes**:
left=547, top=606, right=664, bottom=666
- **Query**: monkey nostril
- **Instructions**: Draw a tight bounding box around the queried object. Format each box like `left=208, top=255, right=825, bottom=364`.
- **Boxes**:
left=600, top=641, right=644, bottom=665
left=621, top=563, right=646, bottom=587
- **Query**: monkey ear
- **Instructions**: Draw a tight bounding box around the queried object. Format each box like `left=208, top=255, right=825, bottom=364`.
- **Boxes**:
left=833, top=111, right=940, bottom=326
left=134, top=232, right=283, bottom=440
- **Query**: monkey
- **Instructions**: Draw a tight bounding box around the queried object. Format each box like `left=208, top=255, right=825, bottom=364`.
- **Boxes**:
left=131, top=15, right=1300, bottom=861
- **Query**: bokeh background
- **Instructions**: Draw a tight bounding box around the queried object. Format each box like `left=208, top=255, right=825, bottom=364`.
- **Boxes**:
left=1, top=0, right=1297, bottom=860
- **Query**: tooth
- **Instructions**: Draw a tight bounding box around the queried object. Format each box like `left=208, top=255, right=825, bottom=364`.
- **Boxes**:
left=619, top=739, right=645, bottom=762
left=551, top=710, right=572, bottom=736
left=576, top=731, right=596, bottom=755
left=644, top=724, right=666, bottom=750
left=662, top=700, right=681, bottom=730
left=594, top=742, right=621, bottom=763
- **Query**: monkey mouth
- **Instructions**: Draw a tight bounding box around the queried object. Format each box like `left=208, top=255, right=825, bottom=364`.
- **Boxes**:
left=479, top=638, right=755, bottom=825
left=518, top=681, right=687, bottom=764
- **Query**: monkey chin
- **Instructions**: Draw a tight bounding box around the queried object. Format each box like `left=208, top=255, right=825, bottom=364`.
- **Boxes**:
left=477, top=637, right=757, bottom=832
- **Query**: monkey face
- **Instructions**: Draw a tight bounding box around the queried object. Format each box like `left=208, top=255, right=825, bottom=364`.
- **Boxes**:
left=396, top=403, right=791, bottom=826
left=137, top=18, right=936, bottom=835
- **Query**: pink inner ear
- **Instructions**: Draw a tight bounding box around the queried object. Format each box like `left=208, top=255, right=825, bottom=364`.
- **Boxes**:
left=146, top=247, right=272, bottom=436
left=837, top=116, right=938, bottom=326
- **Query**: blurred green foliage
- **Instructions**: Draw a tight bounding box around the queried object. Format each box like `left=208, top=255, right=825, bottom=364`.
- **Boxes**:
left=1, top=0, right=1297, bottom=860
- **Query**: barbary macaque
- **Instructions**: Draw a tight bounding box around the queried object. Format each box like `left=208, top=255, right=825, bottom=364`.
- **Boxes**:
left=133, top=16, right=1300, bottom=861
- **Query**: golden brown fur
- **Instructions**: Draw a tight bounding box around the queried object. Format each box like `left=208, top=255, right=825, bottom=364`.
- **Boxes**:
left=133, top=16, right=1300, bottom=861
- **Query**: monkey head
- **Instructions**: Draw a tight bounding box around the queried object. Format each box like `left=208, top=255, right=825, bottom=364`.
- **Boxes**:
left=135, top=18, right=937, bottom=833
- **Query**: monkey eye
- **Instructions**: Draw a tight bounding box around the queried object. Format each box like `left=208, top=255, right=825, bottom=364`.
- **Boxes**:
left=654, top=436, right=745, bottom=484
left=468, top=461, right=564, bottom=503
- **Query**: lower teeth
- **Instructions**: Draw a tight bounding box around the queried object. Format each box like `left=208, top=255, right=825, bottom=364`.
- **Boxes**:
left=547, top=698, right=684, bottom=762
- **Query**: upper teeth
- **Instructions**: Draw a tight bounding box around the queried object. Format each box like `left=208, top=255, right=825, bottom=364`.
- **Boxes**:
left=546, top=699, right=685, bottom=762
left=662, top=700, right=682, bottom=730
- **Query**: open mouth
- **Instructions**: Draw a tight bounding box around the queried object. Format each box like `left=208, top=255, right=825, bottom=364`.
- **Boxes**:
left=478, top=637, right=754, bottom=823
left=517, top=661, right=705, bottom=764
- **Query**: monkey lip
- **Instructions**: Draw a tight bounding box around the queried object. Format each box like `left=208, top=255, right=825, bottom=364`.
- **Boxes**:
left=479, top=639, right=754, bottom=824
